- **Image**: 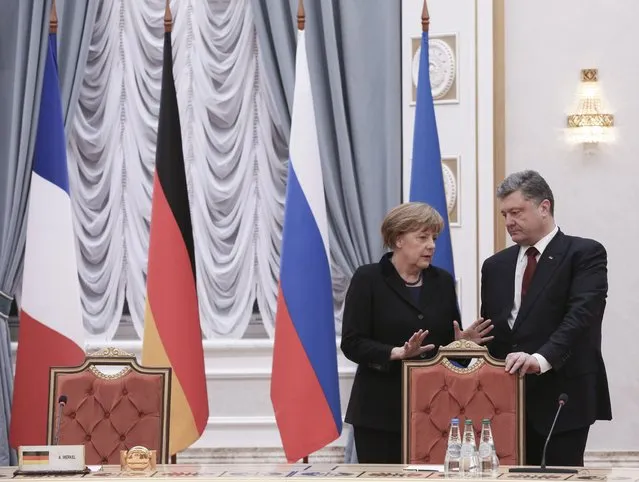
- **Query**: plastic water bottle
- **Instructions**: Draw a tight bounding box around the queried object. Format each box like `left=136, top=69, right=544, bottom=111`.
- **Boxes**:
left=478, top=419, right=500, bottom=477
left=444, top=418, right=462, bottom=477
left=460, top=419, right=478, bottom=477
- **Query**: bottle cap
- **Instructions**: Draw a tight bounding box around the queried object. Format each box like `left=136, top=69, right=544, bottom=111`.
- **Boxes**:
left=451, top=418, right=459, bottom=423
left=482, top=418, right=491, bottom=423
left=464, top=419, right=473, bottom=424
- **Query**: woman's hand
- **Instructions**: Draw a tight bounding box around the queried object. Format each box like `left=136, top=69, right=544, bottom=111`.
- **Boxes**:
left=453, top=318, right=494, bottom=345
left=390, top=329, right=435, bottom=360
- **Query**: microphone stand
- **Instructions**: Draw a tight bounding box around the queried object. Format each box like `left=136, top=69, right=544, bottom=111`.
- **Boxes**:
left=53, top=399, right=66, bottom=445
left=510, top=400, right=578, bottom=474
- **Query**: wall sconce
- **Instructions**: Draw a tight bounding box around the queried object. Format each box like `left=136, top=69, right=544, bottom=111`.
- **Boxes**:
left=566, top=69, right=614, bottom=149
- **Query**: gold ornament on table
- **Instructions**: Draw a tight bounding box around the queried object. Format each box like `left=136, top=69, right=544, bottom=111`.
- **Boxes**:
left=120, top=446, right=157, bottom=472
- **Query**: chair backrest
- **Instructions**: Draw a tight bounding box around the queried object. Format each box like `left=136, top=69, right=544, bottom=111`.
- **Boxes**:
left=47, top=347, right=171, bottom=465
left=402, top=340, right=524, bottom=465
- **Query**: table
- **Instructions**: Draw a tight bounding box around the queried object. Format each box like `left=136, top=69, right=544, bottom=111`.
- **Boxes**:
left=3, top=464, right=637, bottom=481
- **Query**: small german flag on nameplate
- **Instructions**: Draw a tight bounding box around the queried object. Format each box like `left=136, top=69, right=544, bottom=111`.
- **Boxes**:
left=18, top=445, right=86, bottom=474
left=21, top=450, right=49, bottom=465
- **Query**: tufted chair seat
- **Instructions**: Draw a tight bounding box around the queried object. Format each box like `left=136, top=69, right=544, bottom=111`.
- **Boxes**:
left=47, top=348, right=171, bottom=465
left=402, top=340, right=524, bottom=465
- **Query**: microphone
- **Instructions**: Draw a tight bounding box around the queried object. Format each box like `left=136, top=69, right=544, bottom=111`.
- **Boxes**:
left=53, top=394, right=67, bottom=445
left=510, top=393, right=578, bottom=473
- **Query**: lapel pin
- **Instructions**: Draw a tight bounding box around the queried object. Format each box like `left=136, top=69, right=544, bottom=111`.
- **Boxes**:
left=548, top=256, right=554, bottom=260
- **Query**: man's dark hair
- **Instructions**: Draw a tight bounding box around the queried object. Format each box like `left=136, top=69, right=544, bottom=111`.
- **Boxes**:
left=496, top=170, right=555, bottom=215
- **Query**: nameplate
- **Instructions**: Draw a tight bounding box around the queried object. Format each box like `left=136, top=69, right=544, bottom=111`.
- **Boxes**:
left=18, top=445, right=86, bottom=473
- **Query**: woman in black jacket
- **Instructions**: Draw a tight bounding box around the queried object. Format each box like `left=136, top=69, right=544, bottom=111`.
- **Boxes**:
left=341, top=202, right=493, bottom=463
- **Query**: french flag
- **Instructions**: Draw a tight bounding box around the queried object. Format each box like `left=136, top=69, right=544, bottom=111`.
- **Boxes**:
left=10, top=33, right=85, bottom=447
left=270, top=29, right=342, bottom=462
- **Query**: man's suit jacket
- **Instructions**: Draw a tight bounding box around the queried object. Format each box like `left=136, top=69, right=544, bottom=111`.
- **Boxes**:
left=481, top=230, right=612, bottom=436
left=341, top=253, right=460, bottom=433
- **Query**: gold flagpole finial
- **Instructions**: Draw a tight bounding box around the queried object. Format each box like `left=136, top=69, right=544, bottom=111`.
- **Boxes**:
left=50, top=0, right=58, bottom=34
left=297, top=0, right=305, bottom=31
left=422, top=0, right=430, bottom=33
left=164, top=0, right=173, bottom=33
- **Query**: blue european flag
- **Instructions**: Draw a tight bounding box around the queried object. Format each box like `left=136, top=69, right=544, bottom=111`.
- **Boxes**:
left=409, top=31, right=455, bottom=278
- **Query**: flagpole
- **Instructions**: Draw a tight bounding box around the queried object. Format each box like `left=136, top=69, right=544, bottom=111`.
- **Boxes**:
left=296, top=0, right=311, bottom=467
left=50, top=0, right=57, bottom=33
left=421, top=0, right=430, bottom=32
left=164, top=0, right=179, bottom=466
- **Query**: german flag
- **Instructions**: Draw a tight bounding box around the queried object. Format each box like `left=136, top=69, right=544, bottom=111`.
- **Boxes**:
left=141, top=7, right=208, bottom=455
left=21, top=451, right=50, bottom=465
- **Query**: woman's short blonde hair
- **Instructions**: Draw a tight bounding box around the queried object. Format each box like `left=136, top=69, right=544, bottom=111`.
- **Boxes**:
left=381, top=202, right=444, bottom=249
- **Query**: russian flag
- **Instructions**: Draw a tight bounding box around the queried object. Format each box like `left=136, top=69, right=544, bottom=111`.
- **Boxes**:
left=10, top=33, right=85, bottom=447
left=270, top=29, right=342, bottom=462
left=409, top=29, right=455, bottom=277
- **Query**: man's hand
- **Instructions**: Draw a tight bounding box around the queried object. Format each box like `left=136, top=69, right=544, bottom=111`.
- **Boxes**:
left=505, top=351, right=541, bottom=376
left=390, top=329, right=436, bottom=360
left=453, top=318, right=494, bottom=345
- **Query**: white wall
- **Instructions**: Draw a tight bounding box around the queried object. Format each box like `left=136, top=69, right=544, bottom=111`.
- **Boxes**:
left=505, top=0, right=639, bottom=451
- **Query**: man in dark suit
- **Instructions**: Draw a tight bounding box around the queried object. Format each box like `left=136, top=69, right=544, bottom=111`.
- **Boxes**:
left=481, top=170, right=611, bottom=467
